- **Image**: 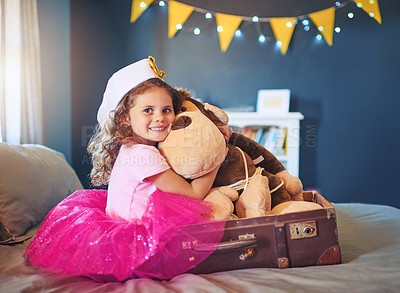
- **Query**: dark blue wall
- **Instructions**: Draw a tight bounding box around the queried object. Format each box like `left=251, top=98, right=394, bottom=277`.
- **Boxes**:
left=37, top=0, right=71, bottom=162
left=70, top=0, right=400, bottom=208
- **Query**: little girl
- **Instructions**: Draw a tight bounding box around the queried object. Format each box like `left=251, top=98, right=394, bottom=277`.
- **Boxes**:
left=24, top=57, right=227, bottom=282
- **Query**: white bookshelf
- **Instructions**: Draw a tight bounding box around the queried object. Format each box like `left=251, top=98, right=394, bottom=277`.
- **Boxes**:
left=225, top=112, right=304, bottom=177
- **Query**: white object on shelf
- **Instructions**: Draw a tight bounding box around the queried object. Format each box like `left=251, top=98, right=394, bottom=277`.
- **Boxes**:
left=257, top=89, right=291, bottom=114
left=225, top=112, right=304, bottom=177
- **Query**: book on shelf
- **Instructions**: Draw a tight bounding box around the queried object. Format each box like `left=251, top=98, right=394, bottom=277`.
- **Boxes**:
left=232, top=126, right=288, bottom=156
left=274, top=128, right=287, bottom=156
left=254, top=128, right=264, bottom=143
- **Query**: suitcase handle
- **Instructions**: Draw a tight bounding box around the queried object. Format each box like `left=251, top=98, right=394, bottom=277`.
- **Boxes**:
left=192, top=237, right=257, bottom=254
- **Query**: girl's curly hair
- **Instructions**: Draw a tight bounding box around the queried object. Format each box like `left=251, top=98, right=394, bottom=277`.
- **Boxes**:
left=87, top=78, right=185, bottom=186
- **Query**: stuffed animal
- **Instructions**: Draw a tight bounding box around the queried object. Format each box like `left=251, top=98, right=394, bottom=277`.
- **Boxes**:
left=271, top=201, right=323, bottom=215
left=203, top=186, right=239, bottom=221
left=158, top=94, right=304, bottom=219
left=235, top=170, right=271, bottom=218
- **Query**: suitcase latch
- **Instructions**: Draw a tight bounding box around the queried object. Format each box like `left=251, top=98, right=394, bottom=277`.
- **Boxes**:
left=289, top=221, right=317, bottom=239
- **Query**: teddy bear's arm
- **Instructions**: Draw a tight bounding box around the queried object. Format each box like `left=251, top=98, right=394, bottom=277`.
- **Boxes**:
left=229, top=132, right=285, bottom=175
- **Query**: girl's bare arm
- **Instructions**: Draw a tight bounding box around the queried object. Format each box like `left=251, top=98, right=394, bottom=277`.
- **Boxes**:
left=147, top=166, right=220, bottom=200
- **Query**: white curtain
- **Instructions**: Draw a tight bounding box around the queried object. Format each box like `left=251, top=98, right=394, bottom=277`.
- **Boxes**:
left=0, top=0, right=43, bottom=144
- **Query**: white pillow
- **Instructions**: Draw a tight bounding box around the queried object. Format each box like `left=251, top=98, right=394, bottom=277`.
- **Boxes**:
left=0, top=143, right=82, bottom=243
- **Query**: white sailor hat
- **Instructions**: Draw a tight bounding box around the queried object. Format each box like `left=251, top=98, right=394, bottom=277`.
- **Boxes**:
left=97, top=56, right=165, bottom=125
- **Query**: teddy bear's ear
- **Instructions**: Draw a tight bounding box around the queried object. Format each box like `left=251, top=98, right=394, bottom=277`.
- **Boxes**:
left=204, top=103, right=229, bottom=126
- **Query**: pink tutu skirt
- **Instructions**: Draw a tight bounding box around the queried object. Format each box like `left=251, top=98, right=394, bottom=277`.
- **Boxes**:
left=24, top=189, right=226, bottom=282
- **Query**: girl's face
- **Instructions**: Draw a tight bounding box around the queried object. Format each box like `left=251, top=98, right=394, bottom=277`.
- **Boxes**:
left=126, top=87, right=175, bottom=146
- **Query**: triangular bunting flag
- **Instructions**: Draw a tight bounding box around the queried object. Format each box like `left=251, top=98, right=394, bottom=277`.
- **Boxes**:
left=215, top=13, right=243, bottom=52
left=130, top=0, right=154, bottom=23
left=270, top=17, right=297, bottom=55
left=309, top=7, right=335, bottom=46
left=168, top=0, right=194, bottom=38
left=355, top=0, right=382, bottom=24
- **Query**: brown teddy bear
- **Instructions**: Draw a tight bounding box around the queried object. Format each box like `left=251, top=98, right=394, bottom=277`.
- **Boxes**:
left=158, top=94, right=304, bottom=219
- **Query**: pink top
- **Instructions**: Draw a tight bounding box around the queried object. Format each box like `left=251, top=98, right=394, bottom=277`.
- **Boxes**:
left=106, top=144, right=170, bottom=221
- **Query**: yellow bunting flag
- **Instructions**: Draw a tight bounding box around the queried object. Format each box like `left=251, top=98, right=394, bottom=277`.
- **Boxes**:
left=130, top=0, right=155, bottom=23
left=355, top=0, right=382, bottom=24
left=168, top=1, right=194, bottom=38
left=270, top=17, right=297, bottom=55
left=309, top=7, right=335, bottom=46
left=215, top=13, right=243, bottom=52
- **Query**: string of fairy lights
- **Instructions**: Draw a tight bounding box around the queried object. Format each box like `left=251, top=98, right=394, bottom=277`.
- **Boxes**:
left=131, top=0, right=382, bottom=55
left=140, top=0, right=374, bottom=47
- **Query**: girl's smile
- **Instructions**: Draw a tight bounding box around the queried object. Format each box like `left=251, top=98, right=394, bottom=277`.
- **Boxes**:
left=126, top=87, right=175, bottom=146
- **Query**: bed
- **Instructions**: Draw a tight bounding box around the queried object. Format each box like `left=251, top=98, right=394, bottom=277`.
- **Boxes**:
left=1, top=143, right=400, bottom=292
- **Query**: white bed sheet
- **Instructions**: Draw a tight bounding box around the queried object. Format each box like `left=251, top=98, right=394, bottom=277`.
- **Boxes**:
left=1, top=203, right=400, bottom=293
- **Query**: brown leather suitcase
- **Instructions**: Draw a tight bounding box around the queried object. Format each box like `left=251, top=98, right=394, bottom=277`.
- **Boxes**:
left=187, top=191, right=341, bottom=274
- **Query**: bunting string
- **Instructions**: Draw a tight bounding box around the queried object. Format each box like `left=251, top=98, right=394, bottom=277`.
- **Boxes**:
left=131, top=0, right=382, bottom=55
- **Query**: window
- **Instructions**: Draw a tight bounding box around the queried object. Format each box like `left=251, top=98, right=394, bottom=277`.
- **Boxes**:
left=0, top=0, right=43, bottom=144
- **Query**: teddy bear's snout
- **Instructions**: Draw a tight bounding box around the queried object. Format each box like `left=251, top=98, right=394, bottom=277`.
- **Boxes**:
left=171, top=115, right=192, bottom=130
